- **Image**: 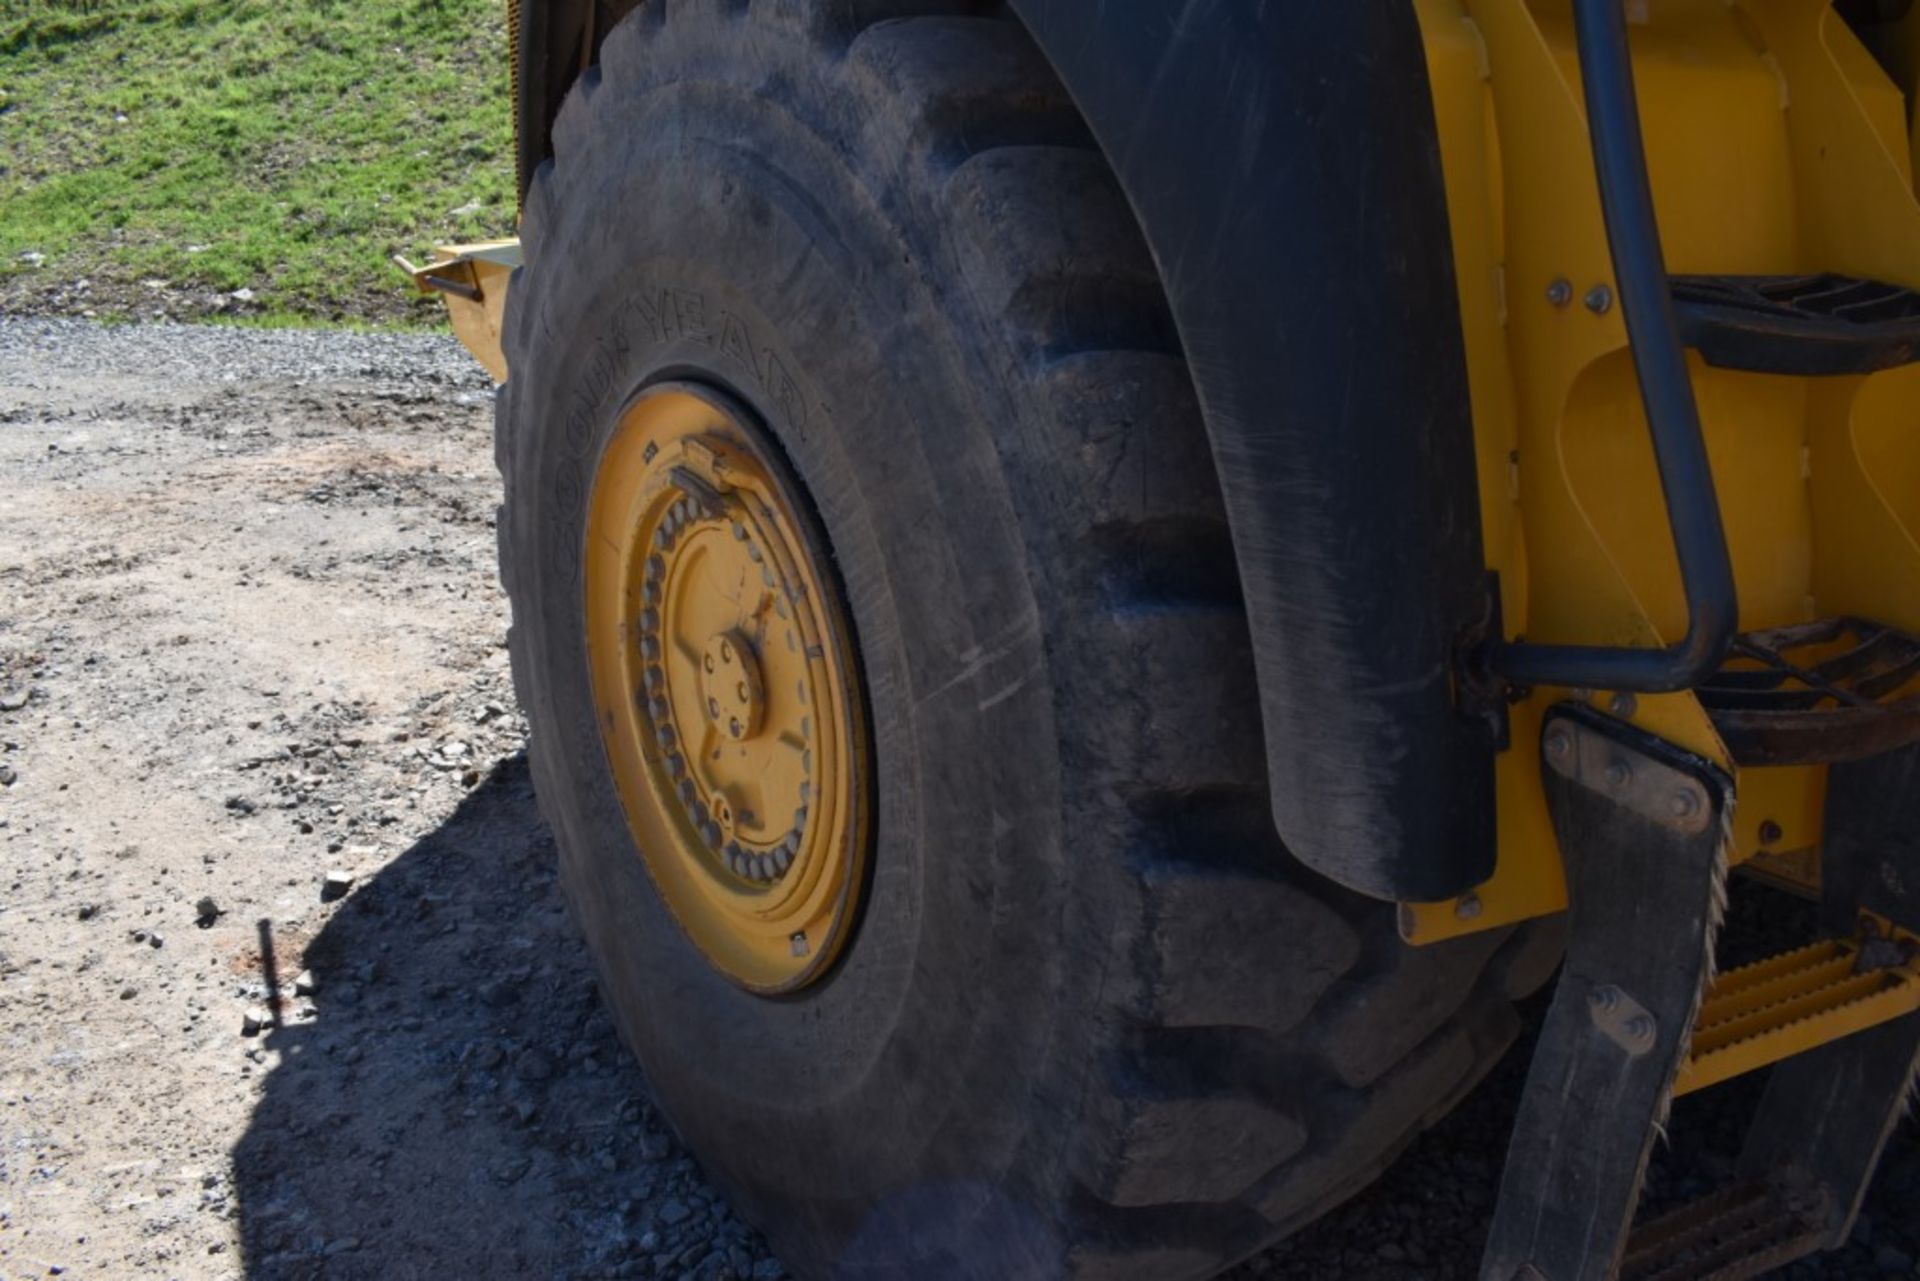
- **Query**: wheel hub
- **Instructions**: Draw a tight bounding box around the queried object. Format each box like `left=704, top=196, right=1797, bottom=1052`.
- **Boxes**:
left=583, top=385, right=870, bottom=993
left=700, top=630, right=764, bottom=746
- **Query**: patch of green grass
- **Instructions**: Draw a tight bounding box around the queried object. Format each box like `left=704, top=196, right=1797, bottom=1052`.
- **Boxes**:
left=0, top=0, right=514, bottom=326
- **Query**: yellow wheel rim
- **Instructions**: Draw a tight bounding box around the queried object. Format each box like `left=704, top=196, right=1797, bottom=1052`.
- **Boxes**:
left=584, top=385, right=871, bottom=993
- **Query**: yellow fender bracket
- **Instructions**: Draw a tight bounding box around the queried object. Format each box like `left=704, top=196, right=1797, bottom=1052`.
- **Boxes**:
left=394, top=239, right=521, bottom=383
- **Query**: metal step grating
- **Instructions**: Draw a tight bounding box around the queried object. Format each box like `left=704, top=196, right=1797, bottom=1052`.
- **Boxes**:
left=1675, top=924, right=1920, bottom=1096
left=1698, top=617, right=1920, bottom=767
left=1623, top=1175, right=1828, bottom=1281
left=1672, top=273, right=1920, bottom=375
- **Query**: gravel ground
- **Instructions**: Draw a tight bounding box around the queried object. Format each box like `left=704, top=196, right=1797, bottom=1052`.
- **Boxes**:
left=0, top=317, right=1914, bottom=1280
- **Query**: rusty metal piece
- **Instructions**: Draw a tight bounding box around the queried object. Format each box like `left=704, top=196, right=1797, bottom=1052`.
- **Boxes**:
left=1698, top=617, right=1920, bottom=766
left=1621, top=1174, right=1828, bottom=1281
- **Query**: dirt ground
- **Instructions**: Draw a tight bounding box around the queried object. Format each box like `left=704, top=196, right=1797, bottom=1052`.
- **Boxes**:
left=1, top=317, right=1915, bottom=1281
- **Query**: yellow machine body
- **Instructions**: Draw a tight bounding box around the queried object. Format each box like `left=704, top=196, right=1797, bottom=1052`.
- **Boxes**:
left=398, top=239, right=520, bottom=382
left=1404, top=0, right=1920, bottom=946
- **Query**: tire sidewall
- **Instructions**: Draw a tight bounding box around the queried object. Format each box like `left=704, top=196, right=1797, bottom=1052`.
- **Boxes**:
left=500, top=79, right=1083, bottom=1273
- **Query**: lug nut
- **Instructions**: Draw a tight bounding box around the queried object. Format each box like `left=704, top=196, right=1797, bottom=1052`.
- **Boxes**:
left=1585, top=283, right=1614, bottom=314
left=1545, top=729, right=1573, bottom=762
left=1546, top=277, right=1573, bottom=307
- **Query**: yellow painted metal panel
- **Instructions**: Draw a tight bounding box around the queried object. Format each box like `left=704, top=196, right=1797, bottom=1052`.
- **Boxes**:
left=1405, top=0, right=1920, bottom=943
left=1736, top=763, right=1825, bottom=865
left=1740, top=1, right=1920, bottom=288
left=398, top=239, right=520, bottom=384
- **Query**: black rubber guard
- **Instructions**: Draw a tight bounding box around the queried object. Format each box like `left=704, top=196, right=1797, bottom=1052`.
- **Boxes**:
left=1008, top=1, right=1496, bottom=900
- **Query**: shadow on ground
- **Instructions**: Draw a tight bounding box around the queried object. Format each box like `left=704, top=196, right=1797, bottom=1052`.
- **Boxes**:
left=229, top=754, right=781, bottom=1281
left=228, top=757, right=1920, bottom=1280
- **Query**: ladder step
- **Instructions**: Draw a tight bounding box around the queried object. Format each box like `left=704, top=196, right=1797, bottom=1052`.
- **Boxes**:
left=1672, top=273, right=1920, bottom=376
left=1696, top=617, right=1920, bottom=769
left=1675, top=926, right=1920, bottom=1096
left=1622, top=1175, right=1829, bottom=1281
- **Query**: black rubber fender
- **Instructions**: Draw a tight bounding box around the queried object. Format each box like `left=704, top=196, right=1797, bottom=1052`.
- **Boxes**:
left=1006, top=1, right=1496, bottom=902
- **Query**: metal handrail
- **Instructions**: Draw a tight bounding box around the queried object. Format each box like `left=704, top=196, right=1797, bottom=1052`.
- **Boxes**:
left=1485, top=0, right=1738, bottom=692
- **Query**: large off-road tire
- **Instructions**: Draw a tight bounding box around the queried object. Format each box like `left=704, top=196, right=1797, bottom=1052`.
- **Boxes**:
left=495, top=3, right=1561, bottom=1277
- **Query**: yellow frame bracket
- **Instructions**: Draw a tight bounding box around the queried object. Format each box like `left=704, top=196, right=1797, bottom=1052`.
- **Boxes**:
left=393, top=239, right=522, bottom=383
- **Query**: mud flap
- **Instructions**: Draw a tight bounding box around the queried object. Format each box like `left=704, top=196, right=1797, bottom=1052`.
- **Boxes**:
left=1481, top=705, right=1732, bottom=1281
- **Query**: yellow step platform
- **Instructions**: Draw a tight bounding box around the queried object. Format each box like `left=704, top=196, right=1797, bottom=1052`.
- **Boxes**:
left=1675, top=923, right=1920, bottom=1097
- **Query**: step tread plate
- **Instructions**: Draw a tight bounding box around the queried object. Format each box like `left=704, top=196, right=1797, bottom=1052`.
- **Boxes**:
left=1623, top=1176, right=1828, bottom=1281
left=1678, top=932, right=1920, bottom=1096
